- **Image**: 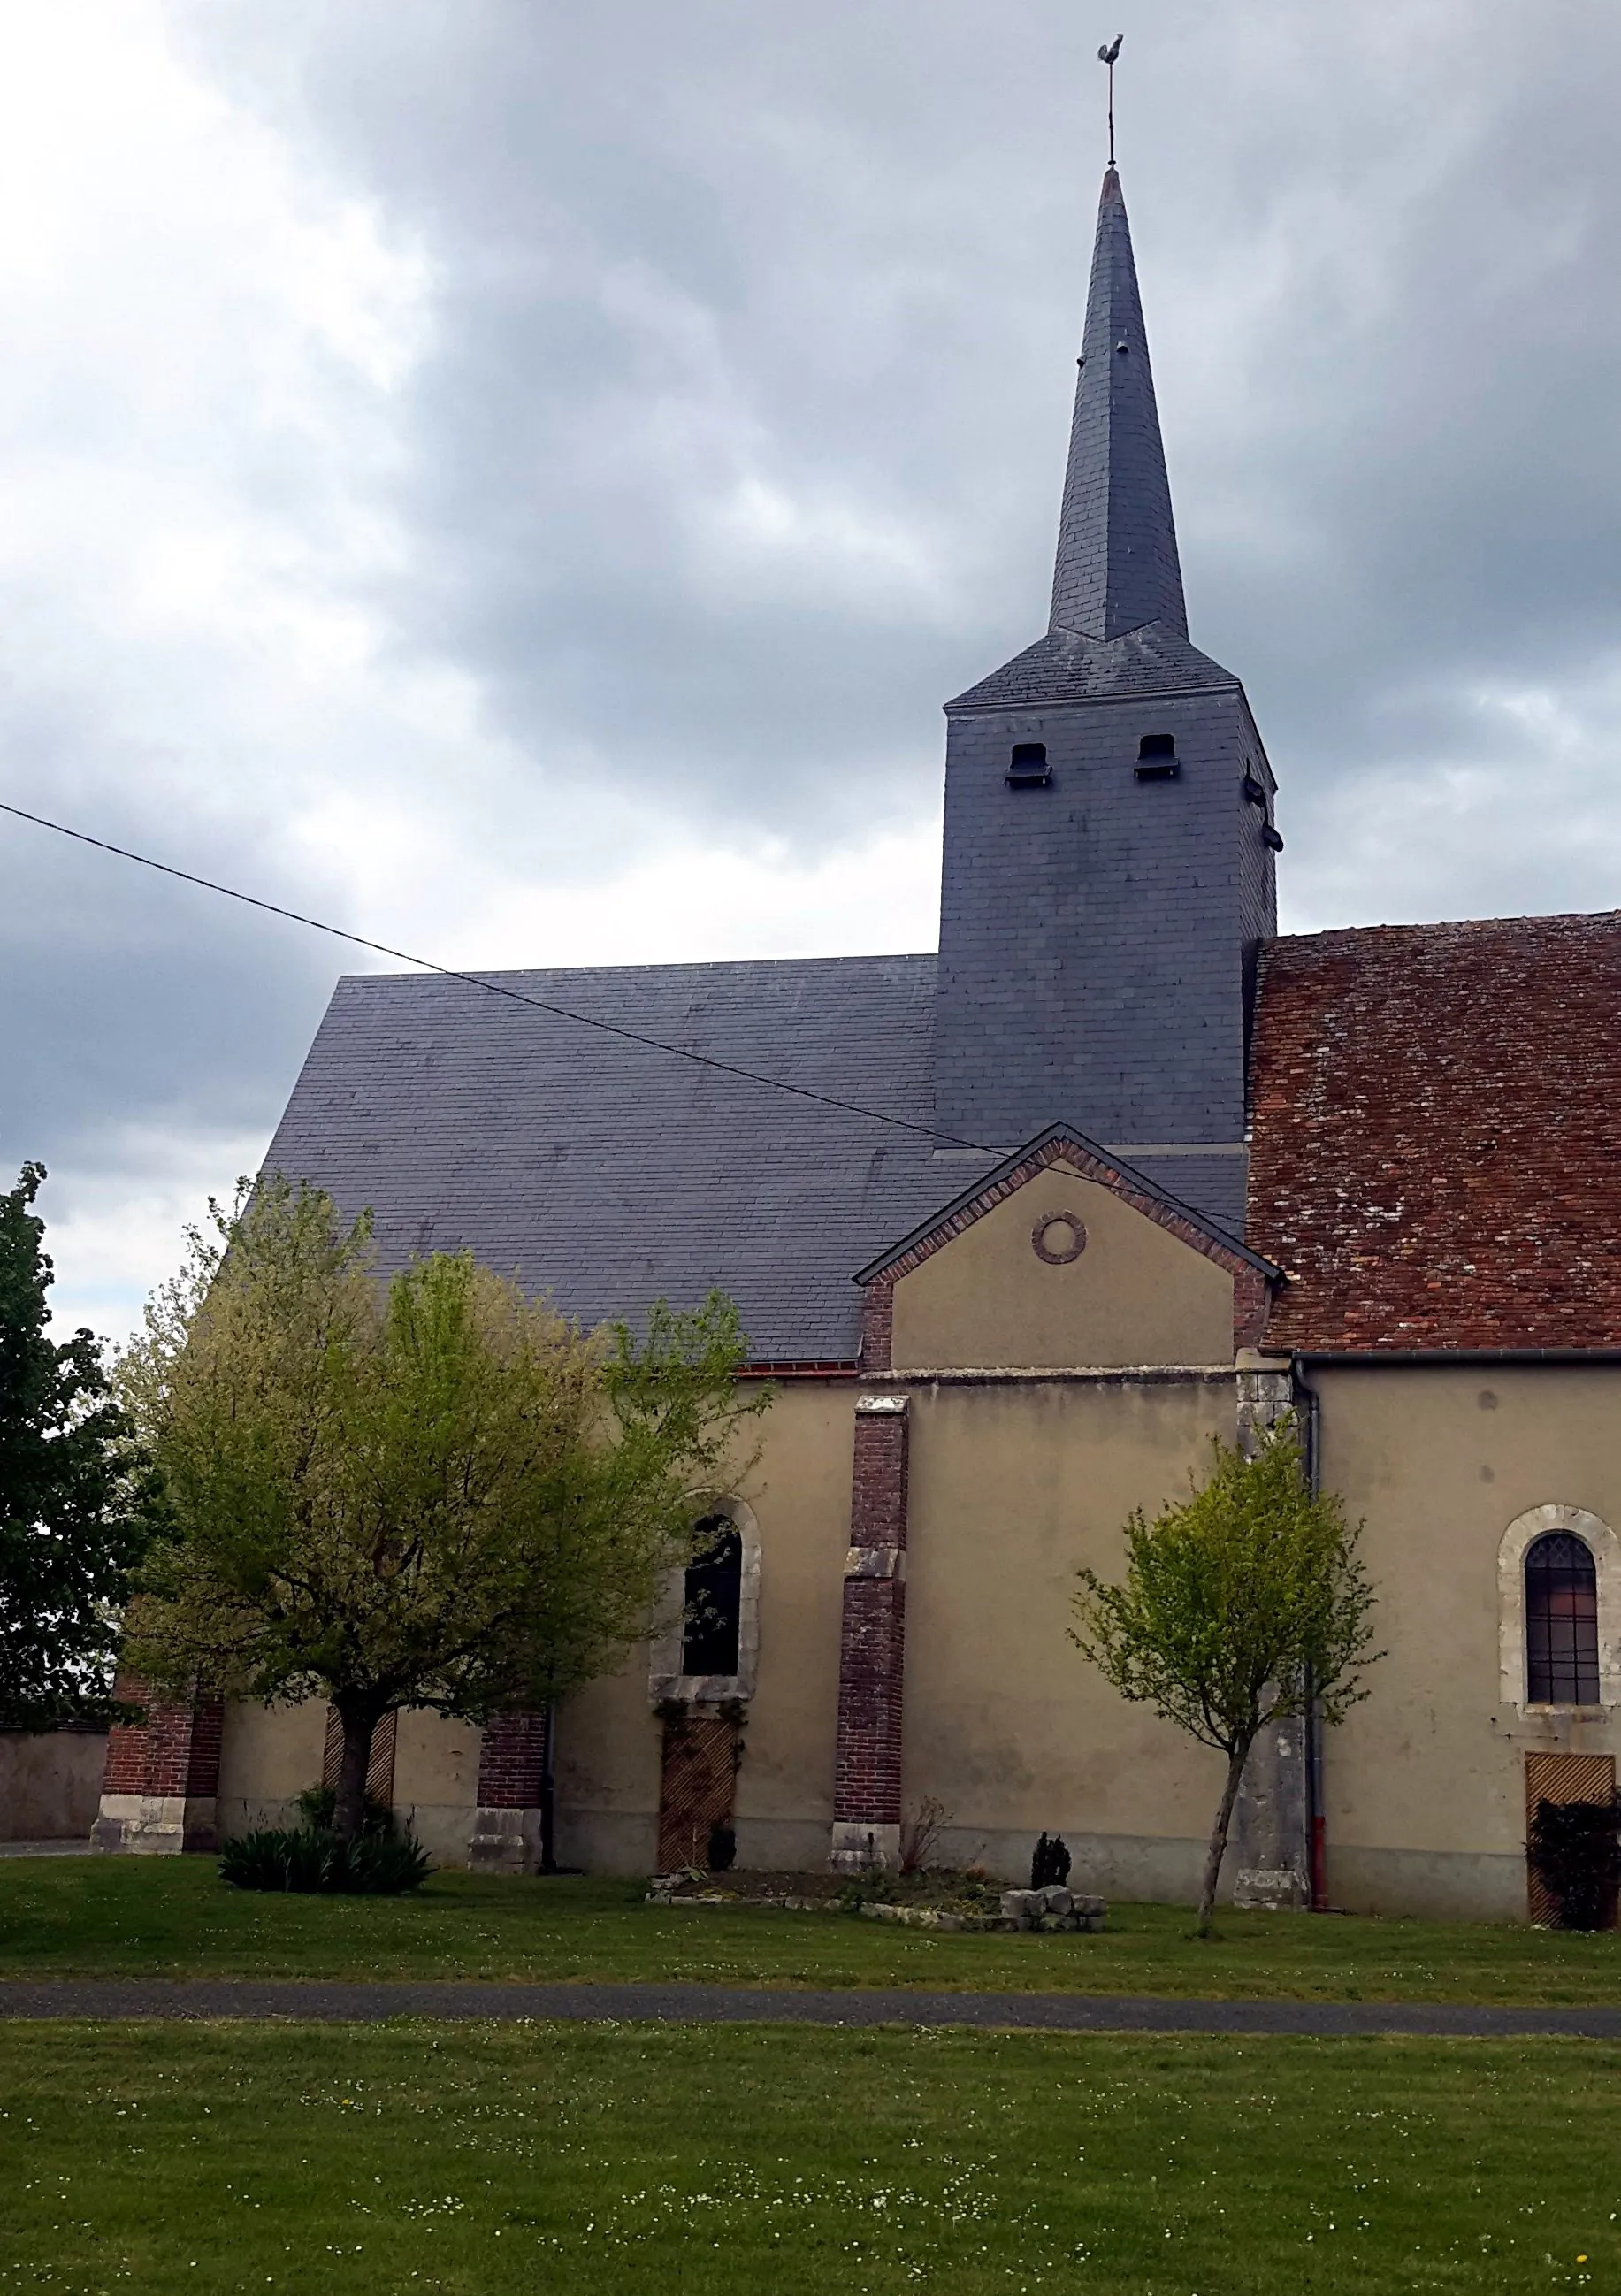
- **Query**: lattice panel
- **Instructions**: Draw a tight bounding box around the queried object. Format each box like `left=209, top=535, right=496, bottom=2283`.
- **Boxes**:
left=1525, top=1751, right=1617, bottom=1926
left=322, top=1707, right=398, bottom=1809
left=656, top=1714, right=738, bottom=1872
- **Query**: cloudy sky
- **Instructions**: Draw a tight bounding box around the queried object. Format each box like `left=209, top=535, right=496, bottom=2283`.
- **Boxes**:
left=3, top=0, right=1617, bottom=1341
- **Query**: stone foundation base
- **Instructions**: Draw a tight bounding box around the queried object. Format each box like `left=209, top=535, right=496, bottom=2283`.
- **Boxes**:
left=467, top=1805, right=542, bottom=1876
left=91, top=1793, right=218, bottom=1855
left=830, top=1820, right=900, bottom=1874
left=1233, top=1864, right=1310, bottom=1910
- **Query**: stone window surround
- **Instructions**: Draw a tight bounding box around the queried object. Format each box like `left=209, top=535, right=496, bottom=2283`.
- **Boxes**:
left=1498, top=1504, right=1621, bottom=1712
left=648, top=1493, right=761, bottom=1708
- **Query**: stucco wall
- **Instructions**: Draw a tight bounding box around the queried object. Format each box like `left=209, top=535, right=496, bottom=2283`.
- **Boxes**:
left=890, top=1166, right=1235, bottom=1372
left=900, top=1373, right=1238, bottom=1897
left=199, top=1381, right=860, bottom=1873
left=556, top=1378, right=858, bottom=1874
left=0, top=1729, right=107, bottom=1841
left=1312, top=1364, right=1621, bottom=1920
left=395, top=1711, right=484, bottom=1868
left=216, top=1698, right=327, bottom=1840
left=191, top=1351, right=1621, bottom=1921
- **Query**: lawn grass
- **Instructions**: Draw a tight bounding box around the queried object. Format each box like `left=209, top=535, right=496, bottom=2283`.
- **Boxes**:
left=1, top=2019, right=1616, bottom=2293
left=2, top=1856, right=1620, bottom=2002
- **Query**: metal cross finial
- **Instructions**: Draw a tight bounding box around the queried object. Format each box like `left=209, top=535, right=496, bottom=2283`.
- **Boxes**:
left=1097, top=34, right=1123, bottom=167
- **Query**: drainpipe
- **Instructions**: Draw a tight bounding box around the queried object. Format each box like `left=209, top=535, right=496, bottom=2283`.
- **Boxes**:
left=1292, top=1357, right=1327, bottom=1912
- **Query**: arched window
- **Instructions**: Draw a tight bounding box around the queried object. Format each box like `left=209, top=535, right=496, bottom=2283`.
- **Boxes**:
left=682, top=1513, right=743, bottom=1678
left=1525, top=1532, right=1601, bottom=1705
left=649, top=1496, right=761, bottom=1706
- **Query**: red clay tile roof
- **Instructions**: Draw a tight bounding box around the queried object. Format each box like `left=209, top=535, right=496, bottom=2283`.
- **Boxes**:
left=1247, top=912, right=1621, bottom=1352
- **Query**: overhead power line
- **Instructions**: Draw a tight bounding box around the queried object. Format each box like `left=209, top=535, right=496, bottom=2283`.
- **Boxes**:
left=0, top=797, right=1000, bottom=1156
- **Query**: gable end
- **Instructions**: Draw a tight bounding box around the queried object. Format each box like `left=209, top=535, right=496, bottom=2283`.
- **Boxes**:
left=857, top=1129, right=1276, bottom=1373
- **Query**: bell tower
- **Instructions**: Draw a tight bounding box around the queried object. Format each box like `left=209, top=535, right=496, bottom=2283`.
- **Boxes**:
left=931, top=165, right=1277, bottom=1237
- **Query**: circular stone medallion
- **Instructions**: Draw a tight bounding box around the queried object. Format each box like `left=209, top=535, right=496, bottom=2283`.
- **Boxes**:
left=1031, top=1211, right=1087, bottom=1266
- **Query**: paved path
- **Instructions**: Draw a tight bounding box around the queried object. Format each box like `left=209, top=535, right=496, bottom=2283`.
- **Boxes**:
left=0, top=1979, right=1617, bottom=2037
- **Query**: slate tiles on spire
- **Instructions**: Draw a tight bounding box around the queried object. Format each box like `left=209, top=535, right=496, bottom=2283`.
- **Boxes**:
left=944, top=618, right=1236, bottom=713
left=1051, top=165, right=1188, bottom=644
left=949, top=165, right=1235, bottom=714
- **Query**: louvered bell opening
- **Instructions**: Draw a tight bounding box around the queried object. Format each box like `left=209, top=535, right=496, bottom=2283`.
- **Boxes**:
left=1005, top=742, right=1051, bottom=788
left=1135, top=731, right=1179, bottom=783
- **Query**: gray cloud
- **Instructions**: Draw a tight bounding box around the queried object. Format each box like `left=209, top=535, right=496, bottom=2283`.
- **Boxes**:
left=4, top=0, right=1618, bottom=1329
left=165, top=0, right=1621, bottom=876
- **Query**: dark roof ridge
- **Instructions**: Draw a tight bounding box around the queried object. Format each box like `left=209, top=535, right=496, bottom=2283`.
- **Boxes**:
left=331, top=950, right=938, bottom=990
left=1265, top=908, right=1621, bottom=953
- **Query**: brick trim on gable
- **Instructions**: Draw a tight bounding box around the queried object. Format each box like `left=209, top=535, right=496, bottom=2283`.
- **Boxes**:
left=1233, top=1265, right=1272, bottom=1353
left=859, top=1280, right=895, bottom=1376
left=738, top=1359, right=860, bottom=1381
left=856, top=1130, right=1278, bottom=1360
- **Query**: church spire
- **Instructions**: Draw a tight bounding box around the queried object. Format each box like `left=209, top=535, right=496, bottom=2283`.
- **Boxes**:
left=1049, top=166, right=1188, bottom=642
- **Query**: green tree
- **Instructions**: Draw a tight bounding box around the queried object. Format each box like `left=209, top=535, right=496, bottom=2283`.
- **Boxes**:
left=120, top=1176, right=767, bottom=1842
left=1072, top=1423, right=1380, bottom=1934
left=0, top=1163, right=153, bottom=1735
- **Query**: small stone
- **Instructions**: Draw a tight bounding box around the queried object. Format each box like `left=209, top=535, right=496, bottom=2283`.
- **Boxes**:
left=1072, top=1894, right=1106, bottom=1918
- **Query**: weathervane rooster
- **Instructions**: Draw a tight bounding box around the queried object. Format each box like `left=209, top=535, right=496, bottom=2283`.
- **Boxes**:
left=1098, top=34, right=1123, bottom=166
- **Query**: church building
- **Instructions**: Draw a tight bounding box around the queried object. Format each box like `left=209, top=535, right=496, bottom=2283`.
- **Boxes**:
left=95, top=161, right=1621, bottom=1923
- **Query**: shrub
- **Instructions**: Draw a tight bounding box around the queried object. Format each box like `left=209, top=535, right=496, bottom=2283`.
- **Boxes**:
left=899, top=1795, right=952, bottom=1876
left=220, top=1828, right=337, bottom=1893
left=218, top=1825, right=431, bottom=1895
left=707, top=1820, right=737, bottom=1872
left=340, top=1830, right=432, bottom=1894
left=293, top=1782, right=394, bottom=1838
left=1529, top=1796, right=1621, bottom=1931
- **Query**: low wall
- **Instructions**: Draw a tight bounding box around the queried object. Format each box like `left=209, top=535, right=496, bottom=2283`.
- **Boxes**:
left=0, top=1727, right=108, bottom=1841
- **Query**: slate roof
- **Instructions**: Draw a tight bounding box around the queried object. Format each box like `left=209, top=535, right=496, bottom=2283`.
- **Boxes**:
left=1247, top=913, right=1621, bottom=1351
left=945, top=618, right=1240, bottom=713
left=263, top=954, right=998, bottom=1364
left=1050, top=166, right=1188, bottom=643
left=946, top=169, right=1243, bottom=716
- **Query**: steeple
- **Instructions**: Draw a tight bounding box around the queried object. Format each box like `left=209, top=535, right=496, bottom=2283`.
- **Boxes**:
left=931, top=140, right=1279, bottom=1235
left=1050, top=166, right=1187, bottom=642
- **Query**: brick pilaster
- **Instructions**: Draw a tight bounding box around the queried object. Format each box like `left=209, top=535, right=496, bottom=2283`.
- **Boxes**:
left=830, top=1393, right=910, bottom=1870
left=93, top=1675, right=224, bottom=1854
left=475, top=1711, right=548, bottom=1809
left=468, top=1710, right=550, bottom=1874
